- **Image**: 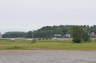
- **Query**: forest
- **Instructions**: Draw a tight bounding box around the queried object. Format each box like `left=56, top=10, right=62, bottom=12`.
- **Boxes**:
left=2, top=25, right=96, bottom=39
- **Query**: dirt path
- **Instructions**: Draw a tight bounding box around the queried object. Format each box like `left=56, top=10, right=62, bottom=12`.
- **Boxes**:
left=0, top=50, right=96, bottom=63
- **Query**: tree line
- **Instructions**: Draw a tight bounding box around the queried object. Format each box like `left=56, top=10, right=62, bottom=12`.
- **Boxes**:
left=2, top=25, right=96, bottom=41
left=2, top=25, right=72, bottom=38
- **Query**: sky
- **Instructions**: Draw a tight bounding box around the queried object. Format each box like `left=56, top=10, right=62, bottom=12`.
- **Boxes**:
left=0, top=0, right=96, bottom=33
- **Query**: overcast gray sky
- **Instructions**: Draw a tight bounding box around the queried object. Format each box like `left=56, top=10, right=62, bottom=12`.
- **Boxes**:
left=0, top=0, right=96, bottom=33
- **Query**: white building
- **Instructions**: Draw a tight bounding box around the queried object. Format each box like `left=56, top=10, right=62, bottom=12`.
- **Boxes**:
left=90, top=32, right=96, bottom=38
left=54, top=34, right=71, bottom=38
left=64, top=34, right=71, bottom=38
left=54, top=34, right=62, bottom=37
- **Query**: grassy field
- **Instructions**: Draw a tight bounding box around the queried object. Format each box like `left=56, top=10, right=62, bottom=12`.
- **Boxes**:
left=0, top=39, right=96, bottom=50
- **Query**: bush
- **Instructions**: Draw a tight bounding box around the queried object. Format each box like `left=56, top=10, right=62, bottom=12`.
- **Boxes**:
left=31, top=39, right=37, bottom=43
left=72, top=39, right=81, bottom=43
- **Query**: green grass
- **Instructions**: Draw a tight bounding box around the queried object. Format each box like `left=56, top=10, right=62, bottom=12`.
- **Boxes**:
left=0, top=39, right=96, bottom=50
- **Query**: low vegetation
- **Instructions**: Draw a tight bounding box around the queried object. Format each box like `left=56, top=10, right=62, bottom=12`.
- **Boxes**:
left=0, top=39, right=96, bottom=50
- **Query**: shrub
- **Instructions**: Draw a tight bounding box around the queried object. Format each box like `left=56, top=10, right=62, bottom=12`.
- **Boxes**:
left=31, top=39, right=37, bottom=43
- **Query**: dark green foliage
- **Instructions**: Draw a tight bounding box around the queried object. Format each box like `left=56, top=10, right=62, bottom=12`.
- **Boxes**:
left=82, top=25, right=90, bottom=42
left=71, top=26, right=83, bottom=43
left=32, top=25, right=72, bottom=38
left=82, top=31, right=90, bottom=41
left=90, top=25, right=96, bottom=33
left=26, top=31, right=33, bottom=38
left=2, top=32, right=26, bottom=38
left=71, top=25, right=91, bottom=43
